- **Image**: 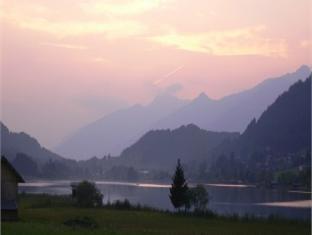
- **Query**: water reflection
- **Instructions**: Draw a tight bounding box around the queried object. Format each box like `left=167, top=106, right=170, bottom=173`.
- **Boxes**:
left=19, top=180, right=311, bottom=220
left=258, top=200, right=311, bottom=208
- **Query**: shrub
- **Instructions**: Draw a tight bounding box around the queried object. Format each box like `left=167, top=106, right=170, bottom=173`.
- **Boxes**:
left=75, top=181, right=103, bottom=207
left=189, top=184, right=209, bottom=212
left=63, top=216, right=98, bottom=229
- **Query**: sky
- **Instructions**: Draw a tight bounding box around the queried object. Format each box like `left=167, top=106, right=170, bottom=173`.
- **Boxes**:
left=1, top=0, right=311, bottom=148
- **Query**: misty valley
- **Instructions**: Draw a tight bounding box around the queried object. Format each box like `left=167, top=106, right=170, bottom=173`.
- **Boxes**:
left=1, top=67, right=311, bottom=222
left=2, top=1, right=312, bottom=233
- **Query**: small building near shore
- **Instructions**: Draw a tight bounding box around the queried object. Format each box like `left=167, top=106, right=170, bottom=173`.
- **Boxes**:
left=70, top=182, right=78, bottom=198
left=1, top=156, right=25, bottom=221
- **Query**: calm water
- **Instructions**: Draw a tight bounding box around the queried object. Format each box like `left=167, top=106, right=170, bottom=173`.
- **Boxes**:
left=19, top=180, right=311, bottom=220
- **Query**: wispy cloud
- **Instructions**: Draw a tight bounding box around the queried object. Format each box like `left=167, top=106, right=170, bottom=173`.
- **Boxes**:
left=91, top=57, right=110, bottom=64
left=41, top=42, right=87, bottom=50
left=80, top=0, right=169, bottom=16
left=16, top=18, right=145, bottom=38
left=149, top=26, right=288, bottom=57
left=153, top=65, right=184, bottom=85
left=300, top=40, right=312, bottom=48
left=0, top=1, right=294, bottom=59
left=163, top=65, right=184, bottom=78
left=0, top=1, right=288, bottom=59
left=1, top=4, right=146, bottom=39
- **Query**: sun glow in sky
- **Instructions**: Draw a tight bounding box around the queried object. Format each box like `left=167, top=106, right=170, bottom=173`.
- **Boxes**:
left=1, top=0, right=311, bottom=147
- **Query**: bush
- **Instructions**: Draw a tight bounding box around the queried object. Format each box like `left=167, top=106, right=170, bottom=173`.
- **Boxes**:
left=110, top=199, right=131, bottom=210
left=63, top=216, right=98, bottom=229
left=75, top=181, right=103, bottom=207
left=104, top=199, right=158, bottom=212
left=189, top=184, right=209, bottom=212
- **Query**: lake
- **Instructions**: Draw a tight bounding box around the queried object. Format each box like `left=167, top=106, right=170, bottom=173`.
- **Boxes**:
left=19, top=180, right=311, bottom=220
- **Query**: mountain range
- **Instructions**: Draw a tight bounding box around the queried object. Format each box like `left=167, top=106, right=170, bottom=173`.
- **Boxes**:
left=0, top=122, right=63, bottom=165
left=55, top=65, right=311, bottom=160
left=120, top=124, right=239, bottom=170
left=154, top=65, right=311, bottom=132
left=55, top=94, right=188, bottom=159
left=1, top=72, right=310, bottom=182
left=239, top=75, right=311, bottom=154
left=119, top=75, right=311, bottom=172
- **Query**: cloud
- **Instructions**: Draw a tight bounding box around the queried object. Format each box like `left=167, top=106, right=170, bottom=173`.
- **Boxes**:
left=91, top=57, right=110, bottom=64
left=153, top=65, right=184, bottom=86
left=0, top=0, right=172, bottom=39
left=149, top=25, right=288, bottom=57
left=1, top=3, right=146, bottom=39
left=0, top=2, right=288, bottom=59
left=41, top=42, right=88, bottom=50
left=300, top=40, right=312, bottom=48
left=163, top=65, right=184, bottom=78
left=80, top=0, right=169, bottom=16
left=13, top=17, right=145, bottom=38
left=0, top=1, right=294, bottom=60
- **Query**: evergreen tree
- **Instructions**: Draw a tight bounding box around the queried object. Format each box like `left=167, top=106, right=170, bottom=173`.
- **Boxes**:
left=169, top=159, right=189, bottom=210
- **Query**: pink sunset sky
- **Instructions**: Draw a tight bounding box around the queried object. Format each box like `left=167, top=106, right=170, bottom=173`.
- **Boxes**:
left=1, top=0, right=311, bottom=147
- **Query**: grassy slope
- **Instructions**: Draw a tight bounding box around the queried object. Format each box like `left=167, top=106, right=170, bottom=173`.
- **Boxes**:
left=2, top=195, right=311, bottom=235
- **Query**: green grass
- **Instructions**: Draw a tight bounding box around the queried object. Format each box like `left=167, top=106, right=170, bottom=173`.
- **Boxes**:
left=2, top=194, right=311, bottom=235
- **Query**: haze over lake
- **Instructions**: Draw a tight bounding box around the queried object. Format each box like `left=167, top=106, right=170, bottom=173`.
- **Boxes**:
left=20, top=180, right=311, bottom=220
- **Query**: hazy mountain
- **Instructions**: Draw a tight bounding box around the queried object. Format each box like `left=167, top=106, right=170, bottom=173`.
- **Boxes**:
left=55, top=65, right=310, bottom=160
left=209, top=74, right=311, bottom=158
left=55, top=94, right=189, bottom=159
left=206, top=75, right=311, bottom=185
left=0, top=122, right=90, bottom=179
left=239, top=75, right=311, bottom=154
left=120, top=75, right=311, bottom=174
left=119, top=124, right=239, bottom=170
left=154, top=65, right=311, bottom=132
left=0, top=122, right=63, bottom=164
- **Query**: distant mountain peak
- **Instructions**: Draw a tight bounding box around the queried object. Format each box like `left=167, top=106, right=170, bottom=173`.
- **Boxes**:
left=193, top=92, right=213, bottom=103
left=296, top=64, right=311, bottom=74
left=130, top=104, right=144, bottom=110
left=199, top=91, right=208, bottom=98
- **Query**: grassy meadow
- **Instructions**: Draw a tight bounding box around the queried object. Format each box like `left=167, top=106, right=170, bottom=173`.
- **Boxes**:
left=2, top=194, right=311, bottom=235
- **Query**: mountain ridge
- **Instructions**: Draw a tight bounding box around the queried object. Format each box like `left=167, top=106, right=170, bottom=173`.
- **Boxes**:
left=154, top=65, right=311, bottom=132
left=55, top=65, right=311, bottom=160
left=119, top=123, right=239, bottom=170
left=0, top=122, right=64, bottom=164
left=54, top=93, right=189, bottom=159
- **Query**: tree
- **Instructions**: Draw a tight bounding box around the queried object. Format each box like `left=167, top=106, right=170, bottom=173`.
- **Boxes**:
left=75, top=181, right=103, bottom=207
left=169, top=159, right=189, bottom=211
left=189, top=184, right=209, bottom=211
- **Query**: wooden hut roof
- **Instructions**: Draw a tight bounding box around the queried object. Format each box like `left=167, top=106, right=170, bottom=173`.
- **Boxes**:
left=1, top=156, right=25, bottom=183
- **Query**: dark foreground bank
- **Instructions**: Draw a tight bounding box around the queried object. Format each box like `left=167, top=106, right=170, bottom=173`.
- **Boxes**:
left=2, top=194, right=311, bottom=235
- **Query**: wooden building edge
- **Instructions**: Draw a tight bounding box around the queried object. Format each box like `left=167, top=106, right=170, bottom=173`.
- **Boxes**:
left=1, top=156, right=25, bottom=221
